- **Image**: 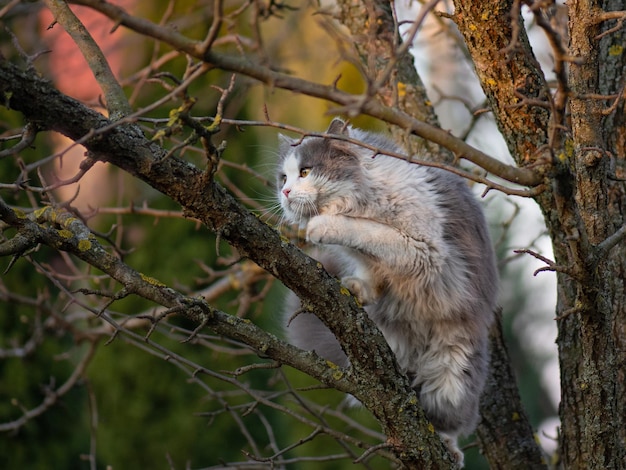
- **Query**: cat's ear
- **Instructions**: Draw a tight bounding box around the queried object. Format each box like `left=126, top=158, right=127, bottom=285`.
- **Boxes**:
left=327, top=118, right=350, bottom=136
left=278, top=133, right=295, bottom=145
left=278, top=133, right=296, bottom=154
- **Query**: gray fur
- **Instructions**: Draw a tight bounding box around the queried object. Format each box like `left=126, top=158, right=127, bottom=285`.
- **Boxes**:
left=277, top=119, right=498, bottom=466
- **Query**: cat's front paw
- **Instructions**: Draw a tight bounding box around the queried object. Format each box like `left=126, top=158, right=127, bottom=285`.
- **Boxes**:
left=306, top=215, right=337, bottom=245
left=342, top=276, right=377, bottom=306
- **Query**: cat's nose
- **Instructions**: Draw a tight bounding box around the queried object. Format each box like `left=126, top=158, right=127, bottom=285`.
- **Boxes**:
left=282, top=188, right=291, bottom=197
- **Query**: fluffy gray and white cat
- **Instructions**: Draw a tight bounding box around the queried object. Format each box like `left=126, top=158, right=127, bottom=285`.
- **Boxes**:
left=277, top=119, right=498, bottom=466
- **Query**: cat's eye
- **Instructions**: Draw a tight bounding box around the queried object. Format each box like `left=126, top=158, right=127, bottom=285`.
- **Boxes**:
left=300, top=168, right=311, bottom=178
left=280, top=175, right=286, bottom=185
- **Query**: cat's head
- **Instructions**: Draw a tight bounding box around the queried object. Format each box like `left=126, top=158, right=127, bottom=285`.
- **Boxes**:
left=277, top=119, right=363, bottom=225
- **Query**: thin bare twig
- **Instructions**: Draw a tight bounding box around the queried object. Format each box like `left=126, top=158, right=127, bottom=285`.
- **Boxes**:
left=513, top=248, right=576, bottom=277
left=0, top=0, right=20, bottom=18
left=526, top=1, right=570, bottom=148
left=593, top=10, right=626, bottom=39
left=0, top=341, right=97, bottom=432
left=0, top=123, right=38, bottom=158
left=594, top=224, right=626, bottom=261
left=69, top=0, right=543, bottom=188
left=200, top=0, right=224, bottom=53
left=44, top=0, right=132, bottom=119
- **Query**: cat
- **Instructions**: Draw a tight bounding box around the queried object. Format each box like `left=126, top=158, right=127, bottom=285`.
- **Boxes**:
left=277, top=118, right=498, bottom=467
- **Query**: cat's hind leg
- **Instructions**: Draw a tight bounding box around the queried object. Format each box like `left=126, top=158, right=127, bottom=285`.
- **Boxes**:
left=412, top=341, right=487, bottom=467
left=439, top=432, right=464, bottom=468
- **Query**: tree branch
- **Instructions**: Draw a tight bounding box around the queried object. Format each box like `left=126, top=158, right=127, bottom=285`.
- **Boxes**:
left=0, top=59, right=453, bottom=468
left=451, top=0, right=553, bottom=168
left=0, top=340, right=97, bottom=432
left=0, top=199, right=355, bottom=396
left=69, top=0, right=543, bottom=187
left=334, top=0, right=449, bottom=160
left=44, top=0, right=132, bottom=120
left=477, top=311, right=548, bottom=469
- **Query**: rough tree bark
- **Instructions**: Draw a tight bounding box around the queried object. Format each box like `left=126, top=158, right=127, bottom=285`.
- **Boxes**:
left=453, top=0, right=626, bottom=468
left=556, top=1, right=626, bottom=467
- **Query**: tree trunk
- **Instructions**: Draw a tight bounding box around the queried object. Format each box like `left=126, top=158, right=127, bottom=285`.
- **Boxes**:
left=453, top=0, right=626, bottom=466
left=552, top=1, right=626, bottom=467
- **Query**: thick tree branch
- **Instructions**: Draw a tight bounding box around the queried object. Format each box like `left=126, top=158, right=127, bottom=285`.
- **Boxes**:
left=0, top=59, right=452, bottom=468
left=477, top=312, right=548, bottom=469
left=334, top=0, right=449, bottom=160
left=0, top=200, right=355, bottom=396
left=200, top=50, right=544, bottom=188
left=69, top=0, right=543, bottom=188
left=451, top=0, right=553, bottom=167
